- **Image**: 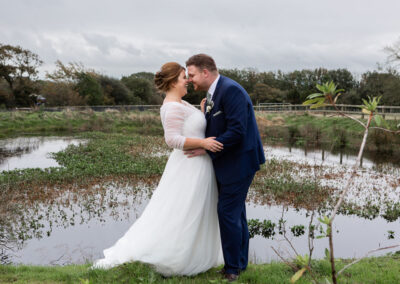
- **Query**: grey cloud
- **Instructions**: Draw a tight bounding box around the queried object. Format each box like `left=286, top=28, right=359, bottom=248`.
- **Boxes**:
left=1, top=0, right=399, bottom=77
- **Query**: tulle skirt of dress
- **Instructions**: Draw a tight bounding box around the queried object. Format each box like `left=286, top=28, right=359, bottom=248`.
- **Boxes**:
left=92, top=149, right=223, bottom=276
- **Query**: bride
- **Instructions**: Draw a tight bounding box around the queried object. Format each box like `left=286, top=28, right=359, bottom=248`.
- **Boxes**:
left=92, top=62, right=224, bottom=276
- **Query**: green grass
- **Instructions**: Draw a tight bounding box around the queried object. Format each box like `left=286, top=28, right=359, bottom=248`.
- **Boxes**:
left=284, top=113, right=366, bottom=134
left=0, top=264, right=89, bottom=284
left=0, top=110, right=163, bottom=138
left=1, top=256, right=400, bottom=283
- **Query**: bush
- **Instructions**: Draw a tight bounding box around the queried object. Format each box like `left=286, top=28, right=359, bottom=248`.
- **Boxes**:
left=41, top=81, right=86, bottom=106
left=76, top=73, right=103, bottom=105
left=98, top=75, right=133, bottom=105
left=121, top=74, right=162, bottom=105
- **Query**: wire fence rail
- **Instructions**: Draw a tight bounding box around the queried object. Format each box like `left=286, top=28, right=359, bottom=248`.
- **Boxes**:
left=4, top=104, right=400, bottom=118
left=7, top=105, right=162, bottom=112
left=254, top=103, right=400, bottom=118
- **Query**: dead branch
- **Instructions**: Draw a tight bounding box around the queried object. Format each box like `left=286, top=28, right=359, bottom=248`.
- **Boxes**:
left=338, top=244, right=400, bottom=275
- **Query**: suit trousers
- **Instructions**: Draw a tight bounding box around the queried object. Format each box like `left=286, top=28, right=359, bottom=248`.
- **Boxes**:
left=217, top=173, right=255, bottom=275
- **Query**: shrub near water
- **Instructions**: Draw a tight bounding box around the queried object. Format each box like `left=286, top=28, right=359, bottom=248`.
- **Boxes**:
left=251, top=159, right=332, bottom=210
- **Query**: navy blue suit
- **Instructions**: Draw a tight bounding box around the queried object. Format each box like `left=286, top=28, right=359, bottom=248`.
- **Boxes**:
left=205, top=75, right=265, bottom=274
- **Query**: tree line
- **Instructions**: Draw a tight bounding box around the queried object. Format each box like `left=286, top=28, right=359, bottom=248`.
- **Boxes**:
left=1, top=42, right=400, bottom=108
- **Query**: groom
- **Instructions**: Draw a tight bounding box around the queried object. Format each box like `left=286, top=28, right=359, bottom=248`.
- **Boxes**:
left=185, top=54, right=265, bottom=282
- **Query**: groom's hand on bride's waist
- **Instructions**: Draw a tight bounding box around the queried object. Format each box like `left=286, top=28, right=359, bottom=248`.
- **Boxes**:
left=184, top=148, right=206, bottom=158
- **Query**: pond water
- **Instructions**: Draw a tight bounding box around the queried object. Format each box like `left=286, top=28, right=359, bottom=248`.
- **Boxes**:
left=266, top=145, right=374, bottom=168
left=0, top=137, right=85, bottom=172
left=6, top=184, right=398, bottom=266
left=1, top=137, right=399, bottom=266
left=247, top=203, right=398, bottom=263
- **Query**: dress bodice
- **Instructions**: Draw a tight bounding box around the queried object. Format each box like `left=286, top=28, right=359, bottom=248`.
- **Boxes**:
left=160, top=101, right=206, bottom=149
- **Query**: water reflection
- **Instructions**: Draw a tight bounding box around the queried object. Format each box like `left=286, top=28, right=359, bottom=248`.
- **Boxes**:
left=0, top=137, right=85, bottom=171
left=247, top=204, right=399, bottom=263
left=3, top=181, right=154, bottom=265
left=270, top=141, right=400, bottom=168
left=270, top=145, right=375, bottom=168
left=1, top=181, right=398, bottom=266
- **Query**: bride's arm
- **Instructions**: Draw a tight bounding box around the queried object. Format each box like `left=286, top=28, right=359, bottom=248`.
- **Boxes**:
left=162, top=104, right=223, bottom=152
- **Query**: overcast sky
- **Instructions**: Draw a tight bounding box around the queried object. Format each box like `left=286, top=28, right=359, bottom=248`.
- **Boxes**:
left=1, top=0, right=399, bottom=78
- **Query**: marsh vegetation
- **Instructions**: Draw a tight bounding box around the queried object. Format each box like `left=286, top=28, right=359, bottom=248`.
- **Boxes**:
left=1, top=110, right=400, bottom=282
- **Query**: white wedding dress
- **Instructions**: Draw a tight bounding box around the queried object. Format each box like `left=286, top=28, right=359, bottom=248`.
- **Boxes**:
left=93, top=100, right=223, bottom=276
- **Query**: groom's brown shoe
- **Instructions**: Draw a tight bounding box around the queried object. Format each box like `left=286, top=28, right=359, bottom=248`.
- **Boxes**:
left=216, top=268, right=226, bottom=275
left=224, top=273, right=239, bottom=282
left=218, top=268, right=243, bottom=275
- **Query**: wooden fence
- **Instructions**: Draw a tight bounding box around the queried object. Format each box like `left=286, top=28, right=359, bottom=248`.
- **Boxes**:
left=6, top=104, right=400, bottom=118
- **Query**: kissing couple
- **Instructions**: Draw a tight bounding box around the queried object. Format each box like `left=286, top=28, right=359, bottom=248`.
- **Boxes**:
left=93, top=54, right=265, bottom=282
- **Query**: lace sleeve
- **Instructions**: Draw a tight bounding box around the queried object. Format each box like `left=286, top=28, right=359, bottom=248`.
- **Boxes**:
left=161, top=103, right=187, bottom=150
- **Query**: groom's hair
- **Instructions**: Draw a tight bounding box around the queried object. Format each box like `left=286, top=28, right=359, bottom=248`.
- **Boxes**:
left=186, top=54, right=217, bottom=72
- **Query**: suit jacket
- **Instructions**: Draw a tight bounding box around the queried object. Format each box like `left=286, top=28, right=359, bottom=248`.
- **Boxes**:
left=205, top=75, right=265, bottom=184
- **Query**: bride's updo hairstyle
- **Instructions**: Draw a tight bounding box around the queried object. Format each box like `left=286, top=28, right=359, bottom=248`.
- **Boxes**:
left=154, top=62, right=185, bottom=93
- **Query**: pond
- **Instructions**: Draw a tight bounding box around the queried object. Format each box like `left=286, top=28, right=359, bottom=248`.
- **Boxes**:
left=5, top=183, right=398, bottom=266
left=0, top=137, right=85, bottom=172
left=1, top=137, right=399, bottom=266
left=265, top=142, right=400, bottom=169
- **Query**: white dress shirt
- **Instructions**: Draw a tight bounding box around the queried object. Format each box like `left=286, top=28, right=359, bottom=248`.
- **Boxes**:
left=207, top=75, right=220, bottom=100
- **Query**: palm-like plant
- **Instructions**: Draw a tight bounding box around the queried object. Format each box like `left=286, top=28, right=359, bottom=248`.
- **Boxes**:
left=292, top=81, right=400, bottom=284
left=303, top=81, right=344, bottom=108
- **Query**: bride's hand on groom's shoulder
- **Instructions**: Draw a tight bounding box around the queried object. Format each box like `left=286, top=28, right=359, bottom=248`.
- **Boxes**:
left=200, top=98, right=207, bottom=113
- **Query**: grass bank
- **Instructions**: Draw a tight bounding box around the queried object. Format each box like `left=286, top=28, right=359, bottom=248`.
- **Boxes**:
left=1, top=255, right=400, bottom=283
left=0, top=110, right=398, bottom=137
left=2, top=109, right=399, bottom=152
left=1, top=109, right=399, bottom=139
left=0, top=110, right=163, bottom=138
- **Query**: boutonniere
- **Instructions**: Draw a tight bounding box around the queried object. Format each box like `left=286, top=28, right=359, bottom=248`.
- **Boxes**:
left=206, top=100, right=214, bottom=114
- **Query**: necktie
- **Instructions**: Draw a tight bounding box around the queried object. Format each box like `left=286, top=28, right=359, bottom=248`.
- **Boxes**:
left=206, top=92, right=212, bottom=107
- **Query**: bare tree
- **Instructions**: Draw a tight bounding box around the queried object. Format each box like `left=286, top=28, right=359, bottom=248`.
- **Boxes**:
left=45, top=60, right=89, bottom=83
left=0, top=43, right=43, bottom=106
left=385, top=37, right=400, bottom=68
